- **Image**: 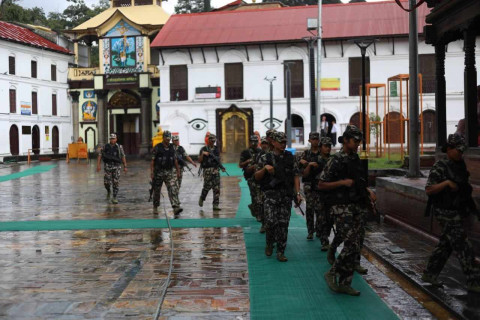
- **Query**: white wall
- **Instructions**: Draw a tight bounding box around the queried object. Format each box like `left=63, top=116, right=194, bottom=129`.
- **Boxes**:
left=157, top=37, right=480, bottom=154
left=0, top=40, right=73, bottom=157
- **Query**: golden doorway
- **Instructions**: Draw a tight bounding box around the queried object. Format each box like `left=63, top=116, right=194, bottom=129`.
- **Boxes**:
left=222, top=112, right=248, bottom=153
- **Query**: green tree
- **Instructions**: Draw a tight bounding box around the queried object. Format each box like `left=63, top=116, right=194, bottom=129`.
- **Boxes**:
left=263, top=0, right=342, bottom=5
left=0, top=0, right=48, bottom=25
left=175, top=0, right=205, bottom=14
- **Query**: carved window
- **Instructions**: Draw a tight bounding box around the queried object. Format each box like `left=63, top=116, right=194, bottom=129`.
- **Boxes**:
left=31, top=60, right=37, bottom=78
left=170, top=65, right=188, bottom=101
left=349, top=57, right=370, bottom=96
left=9, top=89, right=16, bottom=113
left=419, top=54, right=435, bottom=94
left=52, top=94, right=57, bottom=116
left=32, top=92, right=38, bottom=114
left=9, top=56, right=15, bottom=75
left=51, top=65, right=56, bottom=81
left=284, top=60, right=304, bottom=98
left=225, top=63, right=243, bottom=100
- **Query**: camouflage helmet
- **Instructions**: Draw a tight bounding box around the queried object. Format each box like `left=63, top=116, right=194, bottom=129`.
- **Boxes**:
left=320, top=136, right=332, bottom=146
left=443, top=134, right=467, bottom=153
left=163, top=130, right=172, bottom=138
left=249, top=135, right=259, bottom=142
left=309, top=132, right=320, bottom=140
left=266, top=129, right=277, bottom=138
left=172, top=135, right=179, bottom=141
left=260, top=136, right=268, bottom=144
left=272, top=131, right=287, bottom=143
left=342, top=125, right=363, bottom=141
left=208, top=134, right=217, bottom=140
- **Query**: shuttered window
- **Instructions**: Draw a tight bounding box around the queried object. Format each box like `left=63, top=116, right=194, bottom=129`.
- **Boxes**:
left=31, top=60, right=37, bottom=78
left=225, top=63, right=243, bottom=100
left=52, top=94, right=57, bottom=116
left=284, top=60, right=304, bottom=98
left=419, top=54, right=435, bottom=94
left=9, top=56, right=15, bottom=75
left=349, top=57, right=370, bottom=96
left=32, top=92, right=38, bottom=114
left=51, top=65, right=56, bottom=81
left=9, top=89, right=16, bottom=113
left=170, top=65, right=188, bottom=101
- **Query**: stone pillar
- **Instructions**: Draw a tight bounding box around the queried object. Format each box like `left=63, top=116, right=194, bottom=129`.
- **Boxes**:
left=464, top=27, right=478, bottom=148
left=69, top=91, right=80, bottom=142
left=139, top=88, right=153, bottom=156
left=95, top=90, right=109, bottom=146
left=434, top=43, right=447, bottom=149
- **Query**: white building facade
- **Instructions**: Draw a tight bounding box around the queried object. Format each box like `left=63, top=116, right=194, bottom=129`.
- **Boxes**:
left=153, top=2, right=480, bottom=155
left=0, top=21, right=73, bottom=158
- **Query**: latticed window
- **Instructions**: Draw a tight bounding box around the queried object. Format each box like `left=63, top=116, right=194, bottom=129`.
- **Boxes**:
left=9, top=56, right=15, bottom=75
left=31, top=60, right=37, bottom=78
left=419, top=54, right=436, bottom=94
left=9, top=89, right=16, bottom=113
left=135, top=0, right=152, bottom=5
left=51, top=65, right=56, bottom=81
left=349, top=57, right=370, bottom=96
left=113, top=0, right=131, bottom=7
left=284, top=60, right=304, bottom=98
left=225, top=63, right=243, bottom=100
left=32, top=92, right=38, bottom=114
left=52, top=94, right=57, bottom=116
left=170, top=65, right=188, bottom=101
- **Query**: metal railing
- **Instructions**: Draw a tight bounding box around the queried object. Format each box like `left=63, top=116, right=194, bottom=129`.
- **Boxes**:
left=27, top=148, right=66, bottom=165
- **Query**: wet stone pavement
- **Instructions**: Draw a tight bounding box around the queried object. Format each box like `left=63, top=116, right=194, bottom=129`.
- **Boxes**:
left=0, top=159, right=447, bottom=319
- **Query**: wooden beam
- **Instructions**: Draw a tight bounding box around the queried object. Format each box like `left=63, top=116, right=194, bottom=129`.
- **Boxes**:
left=244, top=45, right=250, bottom=61
left=201, top=47, right=206, bottom=63
left=275, top=44, right=279, bottom=60
left=187, top=48, right=193, bottom=64
left=160, top=49, right=165, bottom=65
left=323, top=41, right=326, bottom=58
left=340, top=40, right=344, bottom=58
left=259, top=44, right=264, bottom=61
left=214, top=47, right=219, bottom=63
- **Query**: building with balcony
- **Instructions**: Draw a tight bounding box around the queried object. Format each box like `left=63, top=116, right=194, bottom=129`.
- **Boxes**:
left=65, top=0, right=169, bottom=155
left=0, top=21, right=73, bottom=159
left=151, top=1, right=479, bottom=155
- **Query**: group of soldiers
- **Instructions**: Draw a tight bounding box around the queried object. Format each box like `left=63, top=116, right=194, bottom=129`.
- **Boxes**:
left=240, top=127, right=480, bottom=296
left=97, top=131, right=224, bottom=213
left=97, top=125, right=480, bottom=296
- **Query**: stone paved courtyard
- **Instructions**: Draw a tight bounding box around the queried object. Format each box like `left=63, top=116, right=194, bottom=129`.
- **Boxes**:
left=0, top=160, right=439, bottom=319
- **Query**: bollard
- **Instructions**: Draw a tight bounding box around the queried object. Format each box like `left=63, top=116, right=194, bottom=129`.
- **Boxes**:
left=27, top=149, right=31, bottom=165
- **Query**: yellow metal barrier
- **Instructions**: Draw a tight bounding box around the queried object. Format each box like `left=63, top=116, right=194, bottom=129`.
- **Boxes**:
left=66, top=143, right=89, bottom=163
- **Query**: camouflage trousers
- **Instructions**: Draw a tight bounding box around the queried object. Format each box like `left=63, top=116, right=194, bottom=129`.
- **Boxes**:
left=264, top=190, right=292, bottom=254
left=313, top=194, right=333, bottom=246
left=328, top=204, right=365, bottom=286
left=153, top=169, right=180, bottom=209
left=176, top=169, right=184, bottom=189
left=248, top=178, right=264, bottom=222
left=201, top=167, right=220, bottom=206
left=304, top=185, right=321, bottom=235
left=424, top=208, right=479, bottom=285
left=104, top=163, right=121, bottom=197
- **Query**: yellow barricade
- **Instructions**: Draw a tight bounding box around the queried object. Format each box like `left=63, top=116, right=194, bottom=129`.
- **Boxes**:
left=67, top=143, right=89, bottom=163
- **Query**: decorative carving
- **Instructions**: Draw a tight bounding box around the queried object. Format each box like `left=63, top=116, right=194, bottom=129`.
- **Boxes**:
left=109, top=90, right=140, bottom=107
left=69, top=91, right=80, bottom=103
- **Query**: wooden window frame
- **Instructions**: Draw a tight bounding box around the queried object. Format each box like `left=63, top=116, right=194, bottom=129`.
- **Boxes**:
left=9, top=89, right=16, bottom=113
left=51, top=64, right=57, bottom=81
left=32, top=91, right=38, bottom=115
left=170, top=65, right=188, bottom=101
left=225, top=63, right=244, bottom=100
left=349, top=57, right=370, bottom=96
left=284, top=60, right=304, bottom=98
left=31, top=60, right=37, bottom=78
left=52, top=94, right=57, bottom=116
left=8, top=56, right=15, bottom=75
left=419, top=54, right=436, bottom=94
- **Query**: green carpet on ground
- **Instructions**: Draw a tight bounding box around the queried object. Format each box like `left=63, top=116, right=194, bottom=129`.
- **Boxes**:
left=221, top=163, right=244, bottom=176
left=0, top=165, right=57, bottom=182
left=236, top=180, right=398, bottom=319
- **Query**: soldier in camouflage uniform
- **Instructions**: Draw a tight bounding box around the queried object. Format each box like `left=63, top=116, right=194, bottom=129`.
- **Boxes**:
left=172, top=135, right=197, bottom=189
left=198, top=134, right=226, bottom=210
left=151, top=131, right=183, bottom=214
left=239, top=135, right=262, bottom=218
left=299, top=132, right=324, bottom=240
left=312, top=136, right=332, bottom=250
left=318, top=125, right=374, bottom=296
left=422, top=134, right=480, bottom=292
left=96, top=133, right=127, bottom=204
left=255, top=131, right=302, bottom=262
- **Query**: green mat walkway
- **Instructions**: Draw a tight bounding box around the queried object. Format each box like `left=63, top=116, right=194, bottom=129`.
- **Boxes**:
left=0, top=164, right=57, bottom=182
left=0, top=162, right=398, bottom=319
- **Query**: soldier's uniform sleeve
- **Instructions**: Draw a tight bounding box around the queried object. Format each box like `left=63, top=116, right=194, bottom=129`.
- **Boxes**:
left=180, top=147, right=188, bottom=159
left=293, top=154, right=301, bottom=176
left=256, top=153, right=267, bottom=171
left=118, top=145, right=126, bottom=159
left=319, top=154, right=341, bottom=182
left=199, top=146, right=206, bottom=157
left=151, top=145, right=158, bottom=160
left=239, top=150, right=250, bottom=163
left=426, top=160, right=447, bottom=187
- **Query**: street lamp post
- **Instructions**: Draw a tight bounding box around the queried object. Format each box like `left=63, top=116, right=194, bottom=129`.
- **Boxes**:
left=264, top=76, right=277, bottom=130
left=354, top=39, right=375, bottom=180
left=283, top=62, right=294, bottom=148
left=303, top=37, right=317, bottom=133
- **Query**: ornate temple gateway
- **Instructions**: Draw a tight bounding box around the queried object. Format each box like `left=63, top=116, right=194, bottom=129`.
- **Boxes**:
left=66, top=0, right=169, bottom=155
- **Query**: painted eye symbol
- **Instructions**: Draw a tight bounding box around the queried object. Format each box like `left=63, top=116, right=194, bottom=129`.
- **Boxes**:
left=189, top=118, right=207, bottom=131
left=262, top=118, right=282, bottom=130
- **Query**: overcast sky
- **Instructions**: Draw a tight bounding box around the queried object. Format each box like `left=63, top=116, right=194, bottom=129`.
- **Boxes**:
left=17, top=0, right=385, bottom=16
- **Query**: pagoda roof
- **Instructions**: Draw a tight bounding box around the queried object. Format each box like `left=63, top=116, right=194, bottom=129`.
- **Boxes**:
left=68, top=4, right=169, bottom=37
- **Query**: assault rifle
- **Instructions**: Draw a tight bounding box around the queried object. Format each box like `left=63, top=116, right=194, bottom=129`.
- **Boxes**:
left=211, top=153, right=230, bottom=176
left=177, top=156, right=195, bottom=177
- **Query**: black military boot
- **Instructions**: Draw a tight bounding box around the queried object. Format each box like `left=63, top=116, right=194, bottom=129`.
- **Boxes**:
left=324, top=271, right=339, bottom=292
left=265, top=244, right=273, bottom=257
left=276, top=252, right=288, bottom=262
left=337, top=284, right=360, bottom=296
left=327, top=247, right=336, bottom=265
left=354, top=265, right=368, bottom=275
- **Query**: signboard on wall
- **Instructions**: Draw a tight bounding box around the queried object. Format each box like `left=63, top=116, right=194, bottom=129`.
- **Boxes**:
left=195, top=87, right=221, bottom=99
left=104, top=74, right=138, bottom=89
left=21, top=101, right=31, bottom=115
left=390, top=81, right=398, bottom=97
left=317, top=78, right=341, bottom=91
